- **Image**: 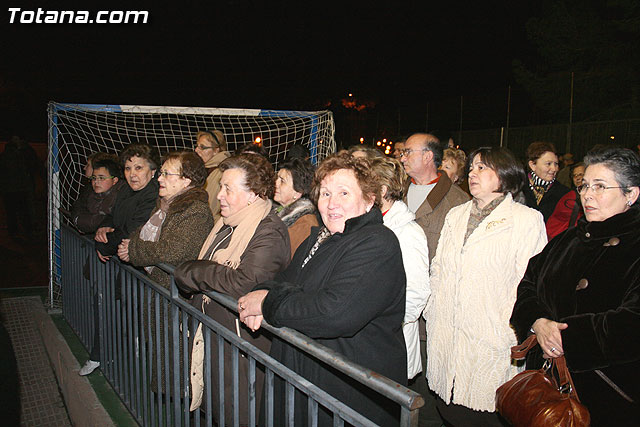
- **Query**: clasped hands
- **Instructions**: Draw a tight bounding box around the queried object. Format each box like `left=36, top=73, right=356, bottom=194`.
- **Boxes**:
left=237, top=290, right=269, bottom=332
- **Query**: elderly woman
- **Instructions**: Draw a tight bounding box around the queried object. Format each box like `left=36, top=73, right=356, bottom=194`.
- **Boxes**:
left=370, top=157, right=430, bottom=383
left=426, top=147, right=547, bottom=425
left=511, top=148, right=640, bottom=425
left=194, top=130, right=230, bottom=222
left=522, top=141, right=570, bottom=222
left=238, top=153, right=407, bottom=426
left=80, top=144, right=160, bottom=376
left=274, top=158, right=318, bottom=257
left=546, top=161, right=586, bottom=239
left=173, top=153, right=290, bottom=422
left=116, top=151, right=213, bottom=395
left=94, top=144, right=160, bottom=261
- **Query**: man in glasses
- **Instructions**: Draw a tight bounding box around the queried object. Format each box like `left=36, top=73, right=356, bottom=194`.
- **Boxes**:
left=400, top=132, right=469, bottom=427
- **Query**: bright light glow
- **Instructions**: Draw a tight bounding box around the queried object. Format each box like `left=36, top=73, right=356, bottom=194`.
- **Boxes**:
left=348, top=93, right=353, bottom=97
left=360, top=137, right=364, bottom=142
left=610, top=135, right=615, bottom=140
left=382, top=138, right=387, bottom=143
left=254, top=136, right=262, bottom=143
left=376, top=141, right=381, bottom=146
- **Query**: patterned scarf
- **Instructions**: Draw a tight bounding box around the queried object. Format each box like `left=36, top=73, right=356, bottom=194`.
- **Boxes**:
left=528, top=171, right=555, bottom=205
left=301, top=226, right=331, bottom=269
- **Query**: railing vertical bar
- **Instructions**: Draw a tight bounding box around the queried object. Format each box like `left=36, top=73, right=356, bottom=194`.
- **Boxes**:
left=115, top=269, right=124, bottom=394
left=248, top=356, right=256, bottom=427
left=217, top=334, right=225, bottom=427
left=265, top=368, right=274, bottom=427
left=132, top=274, right=141, bottom=419
left=142, top=279, right=151, bottom=426
left=107, top=262, right=117, bottom=382
left=286, top=382, right=295, bottom=427
left=333, top=413, right=344, bottom=427
left=163, top=297, right=171, bottom=424
left=182, top=309, right=190, bottom=427
left=171, top=278, right=182, bottom=427
left=308, top=398, right=318, bottom=427
left=205, top=327, right=212, bottom=427
left=232, top=345, right=239, bottom=427
left=126, top=270, right=135, bottom=408
left=154, top=291, right=163, bottom=427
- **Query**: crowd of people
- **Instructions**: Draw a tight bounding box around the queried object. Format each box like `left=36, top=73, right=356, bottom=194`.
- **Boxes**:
left=69, top=132, right=640, bottom=425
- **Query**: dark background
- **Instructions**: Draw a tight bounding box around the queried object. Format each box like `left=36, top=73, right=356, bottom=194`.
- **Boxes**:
left=1, top=0, right=638, bottom=148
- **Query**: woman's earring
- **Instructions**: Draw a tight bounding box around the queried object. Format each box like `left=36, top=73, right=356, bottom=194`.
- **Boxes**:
left=627, top=200, right=633, bottom=207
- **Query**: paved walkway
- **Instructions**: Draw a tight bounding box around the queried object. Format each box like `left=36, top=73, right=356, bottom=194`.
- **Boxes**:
left=1, top=296, right=71, bottom=426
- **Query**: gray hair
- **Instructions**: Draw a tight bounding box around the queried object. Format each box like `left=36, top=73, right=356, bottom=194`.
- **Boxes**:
left=584, top=147, right=640, bottom=201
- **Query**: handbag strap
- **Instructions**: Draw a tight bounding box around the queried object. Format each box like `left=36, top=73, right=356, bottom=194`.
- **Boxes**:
left=510, top=334, right=539, bottom=360
left=553, top=355, right=581, bottom=402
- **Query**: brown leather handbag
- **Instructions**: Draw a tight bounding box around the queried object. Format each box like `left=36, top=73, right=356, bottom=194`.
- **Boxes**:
left=496, top=334, right=591, bottom=426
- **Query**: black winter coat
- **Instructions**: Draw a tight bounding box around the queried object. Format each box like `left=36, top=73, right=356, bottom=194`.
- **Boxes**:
left=522, top=180, right=570, bottom=222
left=256, top=208, right=407, bottom=426
left=511, top=204, right=640, bottom=425
left=95, top=179, right=158, bottom=255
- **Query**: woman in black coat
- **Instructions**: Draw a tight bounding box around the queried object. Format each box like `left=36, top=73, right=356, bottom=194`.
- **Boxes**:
left=238, top=153, right=407, bottom=426
left=511, top=147, right=640, bottom=425
left=94, top=144, right=159, bottom=261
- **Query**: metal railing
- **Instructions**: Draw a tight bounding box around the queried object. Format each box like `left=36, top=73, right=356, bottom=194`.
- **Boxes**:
left=60, top=222, right=424, bottom=426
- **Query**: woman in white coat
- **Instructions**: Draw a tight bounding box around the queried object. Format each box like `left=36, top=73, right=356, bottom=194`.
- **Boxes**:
left=425, top=147, right=547, bottom=426
left=371, top=157, right=430, bottom=381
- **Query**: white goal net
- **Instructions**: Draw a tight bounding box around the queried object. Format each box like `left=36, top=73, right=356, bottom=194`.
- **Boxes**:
left=47, top=102, right=336, bottom=308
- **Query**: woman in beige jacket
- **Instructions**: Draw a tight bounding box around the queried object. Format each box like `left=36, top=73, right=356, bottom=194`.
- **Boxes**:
left=194, top=129, right=230, bottom=222
left=425, top=147, right=547, bottom=426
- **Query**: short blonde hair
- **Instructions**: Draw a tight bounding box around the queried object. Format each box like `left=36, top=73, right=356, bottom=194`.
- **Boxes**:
left=443, top=148, right=466, bottom=183
left=370, top=157, right=407, bottom=202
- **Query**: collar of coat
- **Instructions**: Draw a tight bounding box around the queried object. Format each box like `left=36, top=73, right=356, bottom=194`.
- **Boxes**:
left=403, top=170, right=454, bottom=213
left=275, top=197, right=316, bottom=227
left=577, top=203, right=640, bottom=244
left=154, top=186, right=209, bottom=215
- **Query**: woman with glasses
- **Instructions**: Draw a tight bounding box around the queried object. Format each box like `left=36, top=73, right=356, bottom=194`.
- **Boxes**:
left=194, top=130, right=230, bottom=222
left=511, top=147, right=640, bottom=425
left=116, top=150, right=214, bottom=396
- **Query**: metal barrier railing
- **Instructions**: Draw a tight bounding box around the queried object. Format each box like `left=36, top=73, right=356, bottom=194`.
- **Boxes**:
left=60, top=222, right=424, bottom=426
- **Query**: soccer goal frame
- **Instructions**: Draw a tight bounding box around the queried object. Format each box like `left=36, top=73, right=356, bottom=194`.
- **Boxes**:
left=47, top=102, right=336, bottom=308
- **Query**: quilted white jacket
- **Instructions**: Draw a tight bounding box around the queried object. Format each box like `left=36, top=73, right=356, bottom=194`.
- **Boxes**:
left=425, top=194, right=547, bottom=411
left=383, top=200, right=430, bottom=379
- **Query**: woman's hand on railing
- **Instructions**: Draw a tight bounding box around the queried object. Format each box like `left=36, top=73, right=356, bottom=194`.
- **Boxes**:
left=96, top=250, right=111, bottom=263
left=95, top=227, right=114, bottom=243
left=238, top=290, right=269, bottom=332
left=117, top=239, right=130, bottom=262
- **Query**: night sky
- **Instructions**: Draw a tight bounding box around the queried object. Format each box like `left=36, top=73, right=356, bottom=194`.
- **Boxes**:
left=1, top=1, right=536, bottom=142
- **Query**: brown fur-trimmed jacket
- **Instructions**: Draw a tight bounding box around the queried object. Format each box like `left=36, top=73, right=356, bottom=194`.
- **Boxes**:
left=128, top=187, right=214, bottom=288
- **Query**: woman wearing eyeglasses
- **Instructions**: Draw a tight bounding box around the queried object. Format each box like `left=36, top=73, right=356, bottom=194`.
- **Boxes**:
left=116, top=151, right=214, bottom=396
left=511, top=147, right=640, bottom=425
left=194, top=130, right=230, bottom=222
